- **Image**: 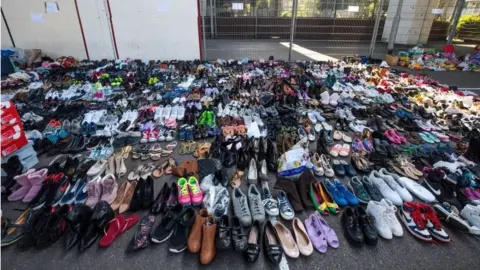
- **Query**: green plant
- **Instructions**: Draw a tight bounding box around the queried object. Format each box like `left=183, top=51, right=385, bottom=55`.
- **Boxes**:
left=456, top=15, right=480, bottom=41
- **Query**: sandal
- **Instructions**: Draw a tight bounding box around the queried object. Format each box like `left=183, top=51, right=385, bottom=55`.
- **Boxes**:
left=152, top=161, right=168, bottom=178
left=193, top=142, right=211, bottom=158
left=166, top=141, right=178, bottom=151
left=178, top=141, right=197, bottom=155
left=230, top=170, right=244, bottom=188
left=121, top=145, right=132, bottom=159
left=150, top=143, right=163, bottom=161
left=165, top=158, right=176, bottom=175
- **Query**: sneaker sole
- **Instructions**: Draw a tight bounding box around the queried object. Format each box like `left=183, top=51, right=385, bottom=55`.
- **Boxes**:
left=433, top=204, right=471, bottom=233
left=398, top=211, right=432, bottom=242
left=151, top=230, right=174, bottom=244
left=168, top=246, right=186, bottom=253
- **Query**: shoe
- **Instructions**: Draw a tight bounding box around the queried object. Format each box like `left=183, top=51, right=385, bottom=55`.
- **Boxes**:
left=334, top=179, right=359, bottom=206
left=169, top=207, right=195, bottom=253
left=355, top=206, right=378, bottom=245
left=99, top=214, right=139, bottom=247
left=247, top=158, right=258, bottom=184
left=212, top=187, right=229, bottom=219
left=304, top=214, right=327, bottom=253
left=100, top=174, right=118, bottom=204
left=310, top=183, right=329, bottom=215
left=324, top=179, right=348, bottom=207
left=348, top=176, right=372, bottom=204
left=277, top=190, right=295, bottom=220
left=187, top=208, right=209, bottom=253
left=261, top=182, right=279, bottom=217
left=245, top=221, right=261, bottom=262
left=396, top=176, right=436, bottom=203
left=151, top=183, right=170, bottom=214
left=64, top=205, right=93, bottom=250
left=460, top=204, right=480, bottom=231
left=128, top=215, right=156, bottom=251
left=231, top=216, right=248, bottom=251
left=292, top=218, right=313, bottom=256
left=421, top=204, right=450, bottom=242
left=60, top=179, right=87, bottom=205
left=399, top=202, right=432, bottom=242
left=232, top=187, right=252, bottom=227
left=35, top=205, right=71, bottom=248
left=263, top=221, right=283, bottom=264
left=177, top=178, right=191, bottom=205
left=216, top=215, right=231, bottom=249
left=1, top=209, right=34, bottom=247
left=434, top=203, right=475, bottom=234
left=151, top=205, right=183, bottom=243
left=200, top=216, right=216, bottom=264
left=51, top=174, right=70, bottom=206
left=86, top=159, right=107, bottom=177
left=271, top=221, right=299, bottom=258
left=365, top=200, right=393, bottom=239
left=377, top=168, right=413, bottom=202
left=369, top=171, right=402, bottom=205
left=85, top=176, right=102, bottom=207
left=188, top=176, right=203, bottom=205
left=318, top=182, right=340, bottom=215
left=248, top=184, right=266, bottom=224
left=341, top=207, right=364, bottom=246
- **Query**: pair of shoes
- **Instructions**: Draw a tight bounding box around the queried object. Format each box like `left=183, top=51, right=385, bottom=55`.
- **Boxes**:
left=305, top=211, right=339, bottom=253
left=216, top=215, right=248, bottom=251
left=7, top=168, right=48, bottom=203
left=310, top=181, right=339, bottom=215
left=231, top=186, right=262, bottom=227
left=110, top=181, right=138, bottom=213
left=342, top=206, right=378, bottom=246
left=59, top=178, right=89, bottom=205
left=85, top=174, right=118, bottom=207
left=366, top=199, right=403, bottom=240
left=105, top=155, right=127, bottom=178
left=262, top=219, right=312, bottom=261
left=99, top=213, right=140, bottom=247
left=187, top=208, right=217, bottom=264
left=324, top=179, right=359, bottom=207
left=150, top=206, right=196, bottom=253
left=128, top=176, right=155, bottom=211
left=399, top=202, right=450, bottom=242
left=177, top=177, right=203, bottom=205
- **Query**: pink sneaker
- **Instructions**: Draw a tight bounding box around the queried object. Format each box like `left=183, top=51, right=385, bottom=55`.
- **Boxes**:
left=23, top=168, right=48, bottom=203
left=188, top=176, right=203, bottom=205
left=8, top=169, right=36, bottom=201
left=463, top=187, right=477, bottom=201
left=140, top=131, right=150, bottom=143
left=391, top=129, right=408, bottom=143
left=100, top=174, right=118, bottom=204
left=384, top=130, right=401, bottom=144
left=149, top=129, right=159, bottom=142
left=177, top=178, right=191, bottom=205
left=86, top=176, right=102, bottom=207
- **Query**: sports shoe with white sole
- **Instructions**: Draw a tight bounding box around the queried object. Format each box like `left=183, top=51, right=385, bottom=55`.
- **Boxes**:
left=422, top=204, right=450, bottom=242
left=369, top=171, right=403, bottom=206
left=399, top=202, right=432, bottom=242
left=366, top=200, right=393, bottom=239
left=434, top=203, right=478, bottom=234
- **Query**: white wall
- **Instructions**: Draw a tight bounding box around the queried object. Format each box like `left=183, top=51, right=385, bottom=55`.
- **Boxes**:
left=76, top=0, right=116, bottom=60
left=1, top=0, right=201, bottom=60
left=1, top=14, right=14, bottom=48
left=2, top=0, right=87, bottom=59
left=108, top=0, right=201, bottom=60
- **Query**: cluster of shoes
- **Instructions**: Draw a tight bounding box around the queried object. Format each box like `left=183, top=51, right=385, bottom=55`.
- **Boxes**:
left=3, top=57, right=480, bottom=266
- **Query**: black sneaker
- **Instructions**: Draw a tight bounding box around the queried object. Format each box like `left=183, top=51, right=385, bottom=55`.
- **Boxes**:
left=168, top=207, right=195, bottom=253
left=17, top=208, right=51, bottom=250
left=355, top=206, right=378, bottom=245
left=151, top=204, right=183, bottom=243
left=341, top=207, right=364, bottom=246
left=63, top=156, right=80, bottom=181
left=52, top=174, right=70, bottom=206
left=360, top=176, right=383, bottom=201
left=35, top=205, right=71, bottom=248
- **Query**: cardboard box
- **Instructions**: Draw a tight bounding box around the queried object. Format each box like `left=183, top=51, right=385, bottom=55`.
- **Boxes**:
left=385, top=54, right=399, bottom=66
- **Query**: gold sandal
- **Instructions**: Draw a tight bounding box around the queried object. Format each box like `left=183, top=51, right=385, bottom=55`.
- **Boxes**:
left=230, top=170, right=244, bottom=188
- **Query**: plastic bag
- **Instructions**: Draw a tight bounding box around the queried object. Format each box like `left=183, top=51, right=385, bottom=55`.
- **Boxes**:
left=277, top=138, right=310, bottom=179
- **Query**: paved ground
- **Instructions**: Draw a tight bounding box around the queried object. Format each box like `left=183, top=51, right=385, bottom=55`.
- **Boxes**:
left=205, top=39, right=480, bottom=88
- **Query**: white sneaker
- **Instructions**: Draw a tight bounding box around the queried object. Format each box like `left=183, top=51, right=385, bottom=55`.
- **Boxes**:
left=307, top=111, right=317, bottom=124
left=329, top=93, right=340, bottom=106
left=155, top=106, right=164, bottom=120
left=217, top=103, right=224, bottom=117
left=397, top=176, right=436, bottom=202
left=177, top=106, right=185, bottom=120
left=369, top=171, right=403, bottom=206
left=335, top=108, right=346, bottom=119
left=460, top=204, right=480, bottom=228
left=366, top=200, right=393, bottom=239
left=344, top=108, right=355, bottom=121
left=379, top=199, right=404, bottom=237
left=170, top=105, right=178, bottom=120
left=320, top=91, right=330, bottom=105
left=377, top=169, right=413, bottom=202
left=163, top=105, right=172, bottom=119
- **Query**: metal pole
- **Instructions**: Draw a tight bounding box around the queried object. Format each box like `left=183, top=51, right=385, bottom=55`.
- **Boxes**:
left=288, top=0, right=298, bottom=62
left=214, top=0, right=217, bottom=38
left=447, top=0, right=465, bottom=44
left=368, top=0, right=385, bottom=57
left=417, top=0, right=431, bottom=44
left=387, top=0, right=403, bottom=54
left=202, top=0, right=207, bottom=60
left=254, top=4, right=258, bottom=38
left=209, top=0, right=214, bottom=38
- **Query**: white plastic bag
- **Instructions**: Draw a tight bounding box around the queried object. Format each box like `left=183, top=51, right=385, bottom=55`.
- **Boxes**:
left=277, top=138, right=310, bottom=179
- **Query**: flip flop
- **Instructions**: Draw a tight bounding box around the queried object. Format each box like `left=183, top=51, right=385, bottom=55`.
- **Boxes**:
left=99, top=214, right=140, bottom=247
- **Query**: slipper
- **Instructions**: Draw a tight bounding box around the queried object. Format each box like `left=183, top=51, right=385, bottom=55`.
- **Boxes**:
left=121, top=145, right=132, bottom=159
left=166, top=141, right=178, bottom=151
left=339, top=144, right=350, bottom=157
left=150, top=143, right=162, bottom=161
left=342, top=133, right=352, bottom=143
left=329, top=144, right=342, bottom=157
left=165, top=158, right=176, bottom=175
left=153, top=161, right=168, bottom=178
left=333, top=130, right=342, bottom=141
left=128, top=165, right=145, bottom=181
left=99, top=214, right=140, bottom=247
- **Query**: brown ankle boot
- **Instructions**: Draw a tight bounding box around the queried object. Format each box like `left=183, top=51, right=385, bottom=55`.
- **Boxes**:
left=187, top=208, right=209, bottom=253
left=200, top=216, right=217, bottom=264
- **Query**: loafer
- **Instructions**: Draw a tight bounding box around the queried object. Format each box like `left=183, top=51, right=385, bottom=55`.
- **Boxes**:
left=245, top=221, right=261, bottom=263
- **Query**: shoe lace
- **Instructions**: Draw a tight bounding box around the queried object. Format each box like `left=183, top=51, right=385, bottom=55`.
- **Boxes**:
left=279, top=198, right=291, bottom=211
left=180, top=185, right=189, bottom=196
left=240, top=199, right=249, bottom=216
left=189, top=183, right=200, bottom=195
left=87, top=184, right=97, bottom=197
left=410, top=207, right=427, bottom=230
left=103, top=182, right=115, bottom=194
left=252, top=199, right=262, bottom=214
left=423, top=206, right=442, bottom=229
left=382, top=206, right=398, bottom=226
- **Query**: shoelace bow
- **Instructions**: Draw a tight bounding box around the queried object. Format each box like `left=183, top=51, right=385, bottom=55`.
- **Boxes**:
left=190, top=184, right=200, bottom=195
left=180, top=185, right=189, bottom=196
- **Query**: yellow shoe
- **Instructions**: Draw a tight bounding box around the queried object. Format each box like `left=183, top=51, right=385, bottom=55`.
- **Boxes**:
left=318, top=182, right=340, bottom=215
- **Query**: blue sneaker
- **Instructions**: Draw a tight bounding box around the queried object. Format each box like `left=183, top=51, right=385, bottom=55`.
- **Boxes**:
left=60, top=179, right=87, bottom=205
left=185, top=128, right=194, bottom=141
left=324, top=179, right=348, bottom=207
left=74, top=180, right=89, bottom=204
left=334, top=179, right=359, bottom=206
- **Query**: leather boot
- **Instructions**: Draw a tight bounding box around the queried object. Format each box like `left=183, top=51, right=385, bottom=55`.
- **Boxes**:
left=200, top=216, right=217, bottom=265
left=187, top=208, right=209, bottom=253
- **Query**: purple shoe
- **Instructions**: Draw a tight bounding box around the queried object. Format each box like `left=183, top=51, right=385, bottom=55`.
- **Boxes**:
left=100, top=174, right=118, bottom=204
left=8, top=169, right=36, bottom=201
left=305, top=214, right=328, bottom=253
left=313, top=212, right=339, bottom=248
left=23, top=168, right=48, bottom=203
